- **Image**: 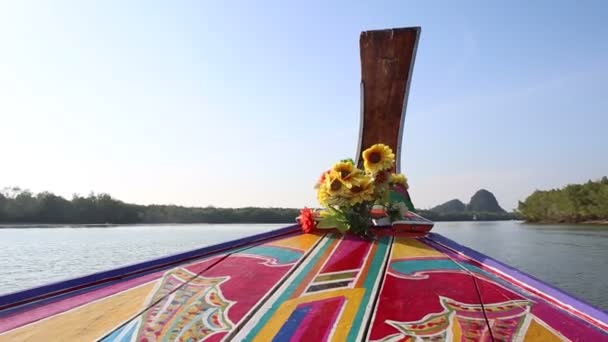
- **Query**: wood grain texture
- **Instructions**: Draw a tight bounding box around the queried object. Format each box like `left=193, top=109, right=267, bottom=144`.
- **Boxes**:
left=357, top=27, right=420, bottom=172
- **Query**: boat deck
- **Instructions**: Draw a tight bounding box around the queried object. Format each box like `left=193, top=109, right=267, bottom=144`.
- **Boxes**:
left=0, top=226, right=606, bottom=341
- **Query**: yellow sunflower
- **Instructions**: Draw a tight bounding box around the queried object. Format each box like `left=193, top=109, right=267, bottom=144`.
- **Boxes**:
left=324, top=171, right=347, bottom=195
left=390, top=173, right=408, bottom=188
left=332, top=162, right=357, bottom=180
left=321, top=173, right=354, bottom=208
left=362, top=144, right=395, bottom=174
left=348, top=175, right=375, bottom=205
left=317, top=182, right=331, bottom=207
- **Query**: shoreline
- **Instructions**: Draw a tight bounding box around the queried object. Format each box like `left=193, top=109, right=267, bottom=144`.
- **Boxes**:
left=0, top=222, right=292, bottom=229
left=582, top=220, right=608, bottom=225
left=523, top=220, right=608, bottom=225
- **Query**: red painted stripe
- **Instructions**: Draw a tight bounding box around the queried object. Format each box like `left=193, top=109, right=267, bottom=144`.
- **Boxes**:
left=320, top=236, right=372, bottom=274
left=291, top=237, right=340, bottom=299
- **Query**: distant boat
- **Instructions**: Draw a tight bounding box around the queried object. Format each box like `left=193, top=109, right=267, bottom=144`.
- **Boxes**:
left=0, top=27, right=606, bottom=342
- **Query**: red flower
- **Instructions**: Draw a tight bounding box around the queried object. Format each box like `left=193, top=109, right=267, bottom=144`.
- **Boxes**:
left=299, top=207, right=317, bottom=233
left=314, top=170, right=331, bottom=189
left=320, top=170, right=329, bottom=183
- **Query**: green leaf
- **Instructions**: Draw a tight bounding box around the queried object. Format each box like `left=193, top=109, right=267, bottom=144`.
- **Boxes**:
left=340, top=158, right=355, bottom=165
left=317, top=215, right=340, bottom=229
left=335, top=221, right=350, bottom=233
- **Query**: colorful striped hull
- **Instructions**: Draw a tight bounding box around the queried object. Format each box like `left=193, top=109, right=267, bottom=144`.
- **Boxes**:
left=0, top=226, right=606, bottom=341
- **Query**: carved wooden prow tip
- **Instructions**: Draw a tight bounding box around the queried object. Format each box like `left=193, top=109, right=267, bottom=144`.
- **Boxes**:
left=355, top=27, right=421, bottom=173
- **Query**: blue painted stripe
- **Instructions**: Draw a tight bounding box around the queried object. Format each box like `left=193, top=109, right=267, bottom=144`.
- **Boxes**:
left=347, top=235, right=392, bottom=341
left=102, top=318, right=139, bottom=341
left=242, top=234, right=336, bottom=341
left=242, top=245, right=302, bottom=265
left=0, top=224, right=300, bottom=314
left=243, top=235, right=392, bottom=341
left=272, top=304, right=312, bottom=342
left=389, top=252, right=507, bottom=288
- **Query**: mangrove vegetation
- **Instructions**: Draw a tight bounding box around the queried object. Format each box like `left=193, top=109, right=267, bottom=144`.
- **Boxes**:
left=518, top=177, right=608, bottom=223
left=0, top=187, right=299, bottom=224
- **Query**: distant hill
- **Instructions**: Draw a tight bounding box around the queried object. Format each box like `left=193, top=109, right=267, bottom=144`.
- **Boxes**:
left=467, top=189, right=506, bottom=213
left=430, top=189, right=505, bottom=214
left=431, top=199, right=466, bottom=213
left=421, top=189, right=515, bottom=221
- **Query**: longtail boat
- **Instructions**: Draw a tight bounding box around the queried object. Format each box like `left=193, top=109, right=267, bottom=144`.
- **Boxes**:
left=1, top=27, right=607, bottom=342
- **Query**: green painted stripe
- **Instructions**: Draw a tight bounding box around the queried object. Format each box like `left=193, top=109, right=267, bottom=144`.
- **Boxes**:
left=347, top=235, right=393, bottom=341
left=314, top=271, right=358, bottom=283
left=242, top=234, right=338, bottom=341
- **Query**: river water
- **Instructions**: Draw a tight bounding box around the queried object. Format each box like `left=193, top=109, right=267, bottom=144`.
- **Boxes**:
left=0, top=221, right=606, bottom=310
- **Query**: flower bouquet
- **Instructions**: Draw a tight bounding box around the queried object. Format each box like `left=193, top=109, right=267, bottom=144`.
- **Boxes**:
left=299, top=144, right=410, bottom=238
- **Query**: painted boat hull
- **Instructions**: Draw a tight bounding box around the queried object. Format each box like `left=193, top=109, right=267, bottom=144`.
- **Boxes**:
left=392, top=211, right=435, bottom=233
left=2, top=26, right=606, bottom=341
left=0, top=226, right=606, bottom=341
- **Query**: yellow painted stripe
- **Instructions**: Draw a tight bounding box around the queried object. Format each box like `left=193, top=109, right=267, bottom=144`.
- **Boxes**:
left=314, top=271, right=357, bottom=283
left=451, top=312, right=462, bottom=340
left=0, top=281, right=156, bottom=342
left=523, top=318, right=564, bottom=341
left=267, top=232, right=322, bottom=251
left=253, top=288, right=365, bottom=342
left=391, top=236, right=444, bottom=259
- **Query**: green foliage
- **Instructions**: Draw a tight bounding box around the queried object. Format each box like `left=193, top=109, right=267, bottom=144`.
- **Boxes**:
left=517, top=177, right=608, bottom=223
left=0, top=187, right=299, bottom=224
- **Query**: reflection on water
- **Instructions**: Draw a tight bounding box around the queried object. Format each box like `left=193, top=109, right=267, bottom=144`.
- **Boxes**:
left=0, top=221, right=606, bottom=310
left=0, top=224, right=282, bottom=295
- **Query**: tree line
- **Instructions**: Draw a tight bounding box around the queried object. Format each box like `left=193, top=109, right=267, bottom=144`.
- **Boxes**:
left=0, top=187, right=299, bottom=224
left=517, top=177, right=608, bottom=223
left=10, top=178, right=604, bottom=225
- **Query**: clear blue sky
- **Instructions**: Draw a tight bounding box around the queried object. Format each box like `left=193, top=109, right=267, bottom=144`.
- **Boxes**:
left=1, top=1, right=606, bottom=210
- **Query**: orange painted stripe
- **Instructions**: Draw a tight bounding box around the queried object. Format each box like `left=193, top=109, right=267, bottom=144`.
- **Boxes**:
left=291, top=236, right=341, bottom=299
left=356, top=240, right=379, bottom=288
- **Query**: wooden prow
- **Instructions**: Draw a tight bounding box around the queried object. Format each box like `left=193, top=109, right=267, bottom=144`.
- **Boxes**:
left=355, top=27, right=420, bottom=173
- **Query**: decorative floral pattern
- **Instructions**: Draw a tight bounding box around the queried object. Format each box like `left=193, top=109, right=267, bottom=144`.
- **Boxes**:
left=134, top=269, right=234, bottom=341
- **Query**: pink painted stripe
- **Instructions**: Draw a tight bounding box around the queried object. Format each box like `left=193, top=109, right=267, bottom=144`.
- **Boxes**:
left=289, top=296, right=346, bottom=342
left=0, top=271, right=161, bottom=333
left=321, top=236, right=372, bottom=273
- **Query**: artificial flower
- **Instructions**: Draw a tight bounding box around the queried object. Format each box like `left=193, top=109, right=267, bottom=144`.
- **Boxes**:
left=332, top=161, right=358, bottom=181
left=317, top=182, right=331, bottom=206
left=374, top=170, right=390, bottom=184
left=299, top=207, right=317, bottom=233
left=312, top=146, right=411, bottom=238
left=390, top=173, right=409, bottom=188
left=325, top=172, right=347, bottom=196
left=314, top=170, right=331, bottom=189
left=362, top=144, right=395, bottom=174
left=348, top=176, right=375, bottom=205
left=318, top=177, right=350, bottom=207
